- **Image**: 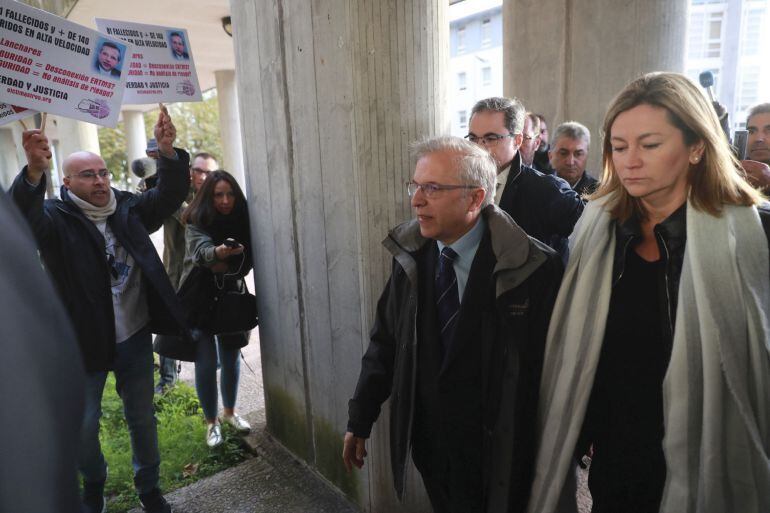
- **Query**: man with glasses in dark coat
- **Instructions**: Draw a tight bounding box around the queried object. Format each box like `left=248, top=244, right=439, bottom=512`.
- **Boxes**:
left=343, top=136, right=563, bottom=513
left=9, top=108, right=189, bottom=513
left=467, top=97, right=583, bottom=261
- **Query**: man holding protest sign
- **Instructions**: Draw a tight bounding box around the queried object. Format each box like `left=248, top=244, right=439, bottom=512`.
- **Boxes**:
left=9, top=107, right=189, bottom=513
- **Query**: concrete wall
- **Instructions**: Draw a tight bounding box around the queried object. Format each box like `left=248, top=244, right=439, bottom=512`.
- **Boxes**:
left=230, top=0, right=447, bottom=510
left=503, top=0, right=688, bottom=174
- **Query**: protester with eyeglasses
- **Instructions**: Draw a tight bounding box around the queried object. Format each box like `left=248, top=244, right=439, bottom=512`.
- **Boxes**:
left=344, top=136, right=563, bottom=513
left=467, top=97, right=583, bottom=262
left=153, top=151, right=219, bottom=395
left=9, top=108, right=190, bottom=513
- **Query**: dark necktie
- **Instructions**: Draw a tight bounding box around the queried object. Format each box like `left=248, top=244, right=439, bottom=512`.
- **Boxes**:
left=435, top=246, right=460, bottom=356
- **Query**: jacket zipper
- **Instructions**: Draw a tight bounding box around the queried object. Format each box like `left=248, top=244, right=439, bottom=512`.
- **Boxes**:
left=401, top=294, right=418, bottom=499
left=657, top=232, right=675, bottom=336
left=612, top=236, right=633, bottom=287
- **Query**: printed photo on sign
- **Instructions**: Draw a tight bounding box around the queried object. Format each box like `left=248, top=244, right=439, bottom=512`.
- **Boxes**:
left=95, top=19, right=202, bottom=105
left=0, top=0, right=130, bottom=127
left=167, top=31, right=188, bottom=61
left=93, top=38, right=126, bottom=78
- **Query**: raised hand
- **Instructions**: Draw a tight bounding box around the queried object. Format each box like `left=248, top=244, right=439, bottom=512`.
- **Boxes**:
left=22, top=129, right=51, bottom=185
left=154, top=104, right=177, bottom=158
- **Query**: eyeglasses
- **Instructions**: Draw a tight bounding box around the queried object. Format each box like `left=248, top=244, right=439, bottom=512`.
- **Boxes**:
left=70, top=169, right=109, bottom=180
left=191, top=167, right=211, bottom=176
left=522, top=134, right=536, bottom=141
left=406, top=181, right=479, bottom=198
left=464, top=133, right=514, bottom=146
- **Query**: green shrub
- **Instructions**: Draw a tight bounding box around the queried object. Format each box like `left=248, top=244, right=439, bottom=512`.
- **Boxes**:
left=98, top=374, right=249, bottom=512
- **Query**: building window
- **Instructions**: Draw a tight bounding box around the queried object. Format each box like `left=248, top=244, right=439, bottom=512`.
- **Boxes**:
left=457, top=26, right=466, bottom=53
left=687, top=9, right=725, bottom=59
left=741, top=7, right=763, bottom=57
left=458, top=110, right=468, bottom=130
left=481, top=18, right=492, bottom=47
left=482, top=66, right=492, bottom=86
left=458, top=72, right=467, bottom=91
left=738, top=66, right=760, bottom=111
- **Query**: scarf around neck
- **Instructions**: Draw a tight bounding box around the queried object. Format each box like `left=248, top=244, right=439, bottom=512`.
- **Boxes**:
left=67, top=187, right=117, bottom=223
left=528, top=194, right=770, bottom=513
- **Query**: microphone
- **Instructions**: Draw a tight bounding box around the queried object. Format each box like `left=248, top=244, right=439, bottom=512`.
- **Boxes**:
left=699, top=71, right=716, bottom=103
left=130, top=157, right=157, bottom=178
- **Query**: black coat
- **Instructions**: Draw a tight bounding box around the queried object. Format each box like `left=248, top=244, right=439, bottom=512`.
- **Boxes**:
left=497, top=152, right=583, bottom=254
left=347, top=206, right=563, bottom=512
left=9, top=150, right=192, bottom=371
left=0, top=190, right=84, bottom=513
left=611, top=203, right=770, bottom=345
left=572, top=172, right=599, bottom=197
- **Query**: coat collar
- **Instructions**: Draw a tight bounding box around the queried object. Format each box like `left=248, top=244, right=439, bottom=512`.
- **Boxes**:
left=383, top=204, right=547, bottom=297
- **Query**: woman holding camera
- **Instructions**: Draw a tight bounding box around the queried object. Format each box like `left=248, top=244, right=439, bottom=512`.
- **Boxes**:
left=179, top=170, right=253, bottom=448
left=528, top=72, right=770, bottom=513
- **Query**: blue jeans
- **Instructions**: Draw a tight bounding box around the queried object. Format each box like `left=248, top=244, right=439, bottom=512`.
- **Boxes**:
left=157, top=355, right=178, bottom=388
left=78, top=329, right=160, bottom=494
left=194, top=334, right=241, bottom=420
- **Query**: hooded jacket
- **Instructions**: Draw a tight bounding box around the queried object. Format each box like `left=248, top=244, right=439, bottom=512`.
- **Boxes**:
left=347, top=204, right=563, bottom=512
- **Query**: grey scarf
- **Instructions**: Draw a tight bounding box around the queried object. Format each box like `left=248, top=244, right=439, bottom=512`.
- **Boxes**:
left=528, top=195, right=770, bottom=513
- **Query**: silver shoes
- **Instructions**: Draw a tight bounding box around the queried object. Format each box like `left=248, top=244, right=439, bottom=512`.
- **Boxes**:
left=206, top=423, right=223, bottom=448
left=221, top=413, right=251, bottom=433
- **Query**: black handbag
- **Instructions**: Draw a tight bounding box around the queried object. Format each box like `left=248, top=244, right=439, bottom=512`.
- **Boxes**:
left=153, top=330, right=203, bottom=362
left=206, top=275, right=258, bottom=335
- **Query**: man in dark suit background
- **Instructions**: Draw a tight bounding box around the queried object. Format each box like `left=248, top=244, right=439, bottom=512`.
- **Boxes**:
left=467, top=97, right=583, bottom=261
left=343, top=136, right=563, bottom=513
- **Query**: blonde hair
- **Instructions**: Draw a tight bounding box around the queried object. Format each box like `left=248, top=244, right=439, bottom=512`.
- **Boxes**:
left=591, top=72, right=762, bottom=221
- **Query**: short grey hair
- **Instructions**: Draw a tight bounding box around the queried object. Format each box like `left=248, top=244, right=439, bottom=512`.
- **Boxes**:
left=747, top=103, right=770, bottom=125
left=470, top=96, right=526, bottom=135
left=551, top=121, right=591, bottom=147
left=411, top=136, right=497, bottom=207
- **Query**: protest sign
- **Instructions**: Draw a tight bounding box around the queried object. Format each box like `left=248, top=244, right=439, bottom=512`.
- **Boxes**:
left=95, top=19, right=202, bottom=105
left=0, top=0, right=130, bottom=127
left=0, top=102, right=33, bottom=127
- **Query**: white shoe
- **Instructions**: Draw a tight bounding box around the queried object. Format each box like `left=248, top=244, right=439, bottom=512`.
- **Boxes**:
left=221, top=413, right=251, bottom=433
left=206, top=423, right=223, bottom=448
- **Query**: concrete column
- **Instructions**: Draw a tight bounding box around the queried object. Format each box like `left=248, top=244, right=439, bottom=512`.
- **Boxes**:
left=214, top=69, right=245, bottom=188
left=0, top=128, right=19, bottom=189
left=123, top=110, right=147, bottom=188
left=231, top=0, right=447, bottom=511
left=55, top=116, right=100, bottom=170
left=503, top=0, right=688, bottom=173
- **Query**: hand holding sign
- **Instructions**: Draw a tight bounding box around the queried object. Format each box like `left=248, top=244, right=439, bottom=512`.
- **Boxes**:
left=154, top=104, right=175, bottom=157
left=22, top=128, right=51, bottom=184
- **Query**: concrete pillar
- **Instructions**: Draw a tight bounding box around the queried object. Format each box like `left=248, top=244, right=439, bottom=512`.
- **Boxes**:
left=123, top=110, right=148, bottom=188
left=230, top=0, right=447, bottom=511
left=503, top=0, right=688, bottom=173
left=214, top=69, right=245, bottom=188
left=55, top=117, right=100, bottom=174
left=0, top=128, right=19, bottom=189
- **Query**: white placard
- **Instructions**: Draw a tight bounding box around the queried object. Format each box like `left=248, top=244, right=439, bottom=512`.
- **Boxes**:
left=95, top=19, right=202, bottom=105
left=0, top=0, right=131, bottom=127
left=0, top=102, right=33, bottom=126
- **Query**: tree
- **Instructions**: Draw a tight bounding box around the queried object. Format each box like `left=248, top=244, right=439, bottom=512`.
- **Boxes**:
left=98, top=90, right=223, bottom=189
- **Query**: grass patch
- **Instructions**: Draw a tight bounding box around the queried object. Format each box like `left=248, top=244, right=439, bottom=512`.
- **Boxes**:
left=99, top=374, right=249, bottom=512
